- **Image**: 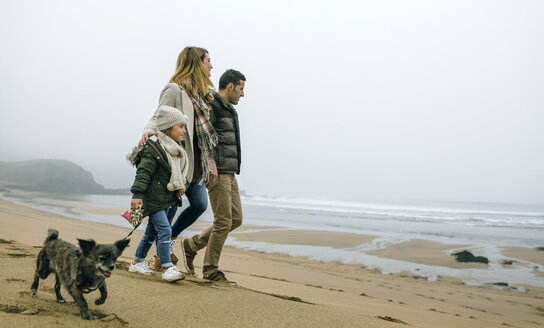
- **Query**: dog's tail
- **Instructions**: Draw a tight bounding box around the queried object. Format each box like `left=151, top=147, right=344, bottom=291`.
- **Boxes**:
left=45, top=228, right=59, bottom=243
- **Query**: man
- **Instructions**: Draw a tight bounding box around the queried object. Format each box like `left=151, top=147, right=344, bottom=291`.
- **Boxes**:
left=181, top=69, right=246, bottom=283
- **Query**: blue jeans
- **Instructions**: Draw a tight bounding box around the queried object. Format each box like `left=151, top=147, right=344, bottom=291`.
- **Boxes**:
left=134, top=206, right=177, bottom=268
left=171, top=177, right=208, bottom=237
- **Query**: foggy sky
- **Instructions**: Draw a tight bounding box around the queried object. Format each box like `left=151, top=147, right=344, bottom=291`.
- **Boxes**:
left=1, top=0, right=542, bottom=205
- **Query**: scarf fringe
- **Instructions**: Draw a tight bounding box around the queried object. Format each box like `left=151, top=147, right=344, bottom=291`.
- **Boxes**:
left=190, top=89, right=218, bottom=184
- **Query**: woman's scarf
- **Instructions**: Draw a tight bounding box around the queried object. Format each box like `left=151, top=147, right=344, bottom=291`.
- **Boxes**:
left=190, top=88, right=218, bottom=184
left=157, top=132, right=188, bottom=191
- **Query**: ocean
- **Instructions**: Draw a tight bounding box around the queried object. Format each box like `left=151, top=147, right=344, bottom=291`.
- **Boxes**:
left=2, top=190, right=543, bottom=289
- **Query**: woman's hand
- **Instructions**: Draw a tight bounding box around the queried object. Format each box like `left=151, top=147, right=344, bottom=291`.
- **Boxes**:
left=138, top=131, right=158, bottom=146
left=131, top=198, right=143, bottom=211
left=209, top=159, right=218, bottom=183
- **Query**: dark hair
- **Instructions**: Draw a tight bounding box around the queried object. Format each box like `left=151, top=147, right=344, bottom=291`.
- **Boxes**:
left=219, top=69, right=246, bottom=90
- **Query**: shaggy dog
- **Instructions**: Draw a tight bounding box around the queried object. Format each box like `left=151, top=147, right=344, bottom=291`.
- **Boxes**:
left=31, top=229, right=130, bottom=319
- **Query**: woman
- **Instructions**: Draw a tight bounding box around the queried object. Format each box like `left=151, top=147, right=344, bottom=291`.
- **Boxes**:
left=140, top=47, right=217, bottom=268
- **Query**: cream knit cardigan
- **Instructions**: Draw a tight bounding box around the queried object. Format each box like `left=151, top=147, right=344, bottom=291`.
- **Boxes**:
left=144, top=83, right=195, bottom=183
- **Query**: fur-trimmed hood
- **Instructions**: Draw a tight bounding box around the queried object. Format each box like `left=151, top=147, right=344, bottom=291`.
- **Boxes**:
left=127, top=145, right=144, bottom=167
left=126, top=136, right=160, bottom=167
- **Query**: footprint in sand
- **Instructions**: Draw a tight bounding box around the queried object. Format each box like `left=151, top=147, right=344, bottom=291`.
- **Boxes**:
left=6, top=278, right=26, bottom=283
left=377, top=316, right=408, bottom=325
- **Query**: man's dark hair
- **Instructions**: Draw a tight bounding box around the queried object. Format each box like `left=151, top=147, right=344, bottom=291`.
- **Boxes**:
left=219, top=69, right=246, bottom=90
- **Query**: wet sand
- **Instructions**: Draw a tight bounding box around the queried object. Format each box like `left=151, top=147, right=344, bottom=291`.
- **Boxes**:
left=231, top=229, right=378, bottom=248
left=501, top=246, right=544, bottom=266
left=1, top=198, right=543, bottom=327
left=365, top=239, right=488, bottom=269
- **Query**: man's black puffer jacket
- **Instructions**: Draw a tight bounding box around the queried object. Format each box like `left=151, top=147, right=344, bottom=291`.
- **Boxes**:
left=209, top=92, right=241, bottom=174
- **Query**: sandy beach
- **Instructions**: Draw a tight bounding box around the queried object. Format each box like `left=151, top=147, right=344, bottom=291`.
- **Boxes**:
left=1, top=198, right=543, bottom=327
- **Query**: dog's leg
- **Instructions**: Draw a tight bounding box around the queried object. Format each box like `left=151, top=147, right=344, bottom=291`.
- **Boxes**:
left=95, top=283, right=107, bottom=305
left=54, top=274, right=66, bottom=303
left=31, top=248, right=50, bottom=295
left=69, top=284, right=93, bottom=320
left=30, top=270, right=40, bottom=295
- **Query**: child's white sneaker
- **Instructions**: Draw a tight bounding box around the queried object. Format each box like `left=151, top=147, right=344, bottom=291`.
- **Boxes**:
left=162, top=266, right=185, bottom=282
left=129, top=261, right=153, bottom=275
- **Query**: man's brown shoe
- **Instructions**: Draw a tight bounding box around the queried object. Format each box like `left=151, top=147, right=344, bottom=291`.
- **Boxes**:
left=170, top=253, right=178, bottom=265
left=180, top=238, right=196, bottom=274
left=203, top=270, right=236, bottom=285
left=153, top=254, right=179, bottom=271
left=169, top=239, right=179, bottom=265
left=152, top=255, right=162, bottom=271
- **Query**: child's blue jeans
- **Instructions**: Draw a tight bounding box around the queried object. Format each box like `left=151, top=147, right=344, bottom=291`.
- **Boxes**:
left=134, top=206, right=177, bottom=268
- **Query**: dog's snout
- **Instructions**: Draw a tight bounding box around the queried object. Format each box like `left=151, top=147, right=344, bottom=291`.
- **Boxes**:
left=108, top=264, right=115, bottom=271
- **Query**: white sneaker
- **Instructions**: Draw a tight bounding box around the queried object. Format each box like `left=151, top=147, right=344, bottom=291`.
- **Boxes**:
left=169, top=239, right=177, bottom=254
left=129, top=261, right=153, bottom=276
left=162, top=266, right=185, bottom=282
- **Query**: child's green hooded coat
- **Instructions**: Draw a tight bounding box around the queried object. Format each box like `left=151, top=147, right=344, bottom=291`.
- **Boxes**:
left=129, top=139, right=181, bottom=218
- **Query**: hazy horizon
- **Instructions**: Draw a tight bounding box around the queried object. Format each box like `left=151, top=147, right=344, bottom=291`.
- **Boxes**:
left=1, top=0, right=542, bottom=206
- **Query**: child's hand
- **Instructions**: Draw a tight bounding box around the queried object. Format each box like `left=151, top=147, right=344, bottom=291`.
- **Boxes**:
left=139, top=131, right=158, bottom=146
left=131, top=198, right=143, bottom=211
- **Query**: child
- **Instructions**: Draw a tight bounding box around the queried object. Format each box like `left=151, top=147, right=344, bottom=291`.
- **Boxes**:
left=128, top=105, right=189, bottom=282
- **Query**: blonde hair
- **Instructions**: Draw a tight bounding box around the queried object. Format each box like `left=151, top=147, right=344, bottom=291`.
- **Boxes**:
left=169, top=47, right=213, bottom=97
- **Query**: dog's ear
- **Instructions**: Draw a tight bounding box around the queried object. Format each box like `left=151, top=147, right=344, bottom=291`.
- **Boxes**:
left=114, top=239, right=130, bottom=256
left=77, top=239, right=96, bottom=256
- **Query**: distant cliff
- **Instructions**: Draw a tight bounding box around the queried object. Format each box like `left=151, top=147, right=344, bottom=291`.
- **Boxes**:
left=0, top=160, right=129, bottom=195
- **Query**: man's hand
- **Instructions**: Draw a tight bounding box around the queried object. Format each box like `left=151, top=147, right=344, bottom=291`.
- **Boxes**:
left=209, top=159, right=218, bottom=183
left=131, top=198, right=143, bottom=211
left=138, top=131, right=158, bottom=146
